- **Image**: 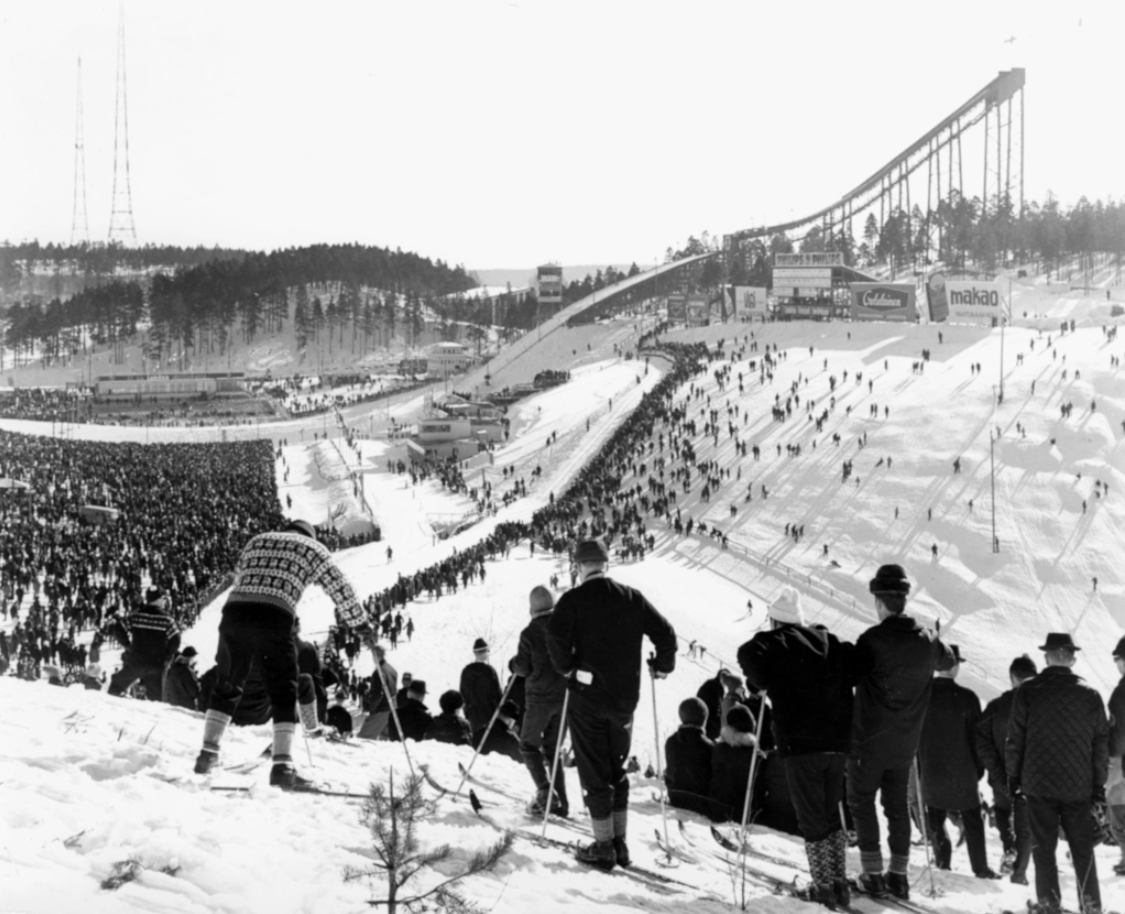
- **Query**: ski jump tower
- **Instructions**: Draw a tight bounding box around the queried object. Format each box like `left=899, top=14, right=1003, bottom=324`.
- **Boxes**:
left=107, top=4, right=137, bottom=244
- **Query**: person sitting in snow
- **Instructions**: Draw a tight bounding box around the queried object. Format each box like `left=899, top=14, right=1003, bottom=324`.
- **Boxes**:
left=664, top=697, right=715, bottom=818
left=164, top=646, right=201, bottom=711
left=709, top=703, right=764, bottom=823
left=424, top=690, right=472, bottom=746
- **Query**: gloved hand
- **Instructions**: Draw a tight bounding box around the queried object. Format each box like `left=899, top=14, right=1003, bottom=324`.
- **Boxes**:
left=1007, top=777, right=1022, bottom=799
left=1092, top=785, right=1107, bottom=806
left=647, top=658, right=668, bottom=679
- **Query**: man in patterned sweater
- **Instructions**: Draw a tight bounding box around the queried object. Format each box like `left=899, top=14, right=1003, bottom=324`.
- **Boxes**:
left=108, top=586, right=181, bottom=701
left=194, top=519, right=377, bottom=790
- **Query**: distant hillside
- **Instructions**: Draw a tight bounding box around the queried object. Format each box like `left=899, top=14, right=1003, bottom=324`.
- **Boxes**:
left=471, top=264, right=633, bottom=289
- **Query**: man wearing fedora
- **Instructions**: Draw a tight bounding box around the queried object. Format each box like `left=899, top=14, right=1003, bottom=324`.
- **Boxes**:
left=1006, top=632, right=1108, bottom=914
left=917, top=645, right=999, bottom=879
left=848, top=563, right=956, bottom=901
left=547, top=538, right=677, bottom=871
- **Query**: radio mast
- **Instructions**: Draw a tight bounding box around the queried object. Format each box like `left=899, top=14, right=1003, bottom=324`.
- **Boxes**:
left=107, top=4, right=137, bottom=243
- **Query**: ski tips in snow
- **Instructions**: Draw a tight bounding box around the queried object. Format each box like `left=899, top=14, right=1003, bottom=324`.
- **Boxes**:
left=469, top=789, right=483, bottom=814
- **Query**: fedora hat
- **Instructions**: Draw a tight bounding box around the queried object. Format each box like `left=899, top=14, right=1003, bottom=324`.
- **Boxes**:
left=1039, top=632, right=1080, bottom=652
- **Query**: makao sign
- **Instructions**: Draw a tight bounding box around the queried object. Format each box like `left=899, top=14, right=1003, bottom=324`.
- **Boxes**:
left=849, top=283, right=917, bottom=322
left=926, top=273, right=1005, bottom=321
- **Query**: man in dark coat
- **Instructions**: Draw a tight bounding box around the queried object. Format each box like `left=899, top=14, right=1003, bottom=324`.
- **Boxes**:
left=390, top=679, right=432, bottom=742
left=512, top=585, right=569, bottom=816
left=1108, top=637, right=1125, bottom=877
left=917, top=645, right=997, bottom=878
left=664, top=696, right=715, bottom=817
left=108, top=586, right=181, bottom=701
left=975, top=653, right=1037, bottom=885
left=697, top=669, right=728, bottom=742
left=357, top=645, right=398, bottom=740
left=548, top=538, right=677, bottom=871
left=709, top=704, right=762, bottom=822
left=848, top=564, right=955, bottom=901
left=424, top=690, right=472, bottom=745
left=738, top=586, right=855, bottom=908
left=1006, top=633, right=1108, bottom=914
left=460, top=638, right=503, bottom=735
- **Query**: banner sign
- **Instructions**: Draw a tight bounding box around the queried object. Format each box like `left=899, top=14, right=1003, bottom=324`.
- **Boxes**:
left=773, top=268, right=833, bottom=290
left=667, top=295, right=686, bottom=320
left=727, top=285, right=767, bottom=314
left=850, top=283, right=917, bottom=322
left=686, top=295, right=710, bottom=327
left=945, top=280, right=1005, bottom=320
left=775, top=252, right=844, bottom=267
left=778, top=302, right=833, bottom=318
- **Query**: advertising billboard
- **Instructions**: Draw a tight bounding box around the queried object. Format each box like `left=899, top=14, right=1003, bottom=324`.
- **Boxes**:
left=729, top=285, right=767, bottom=315
left=850, top=283, right=917, bottom=322
left=667, top=294, right=686, bottom=321
left=945, top=280, right=1006, bottom=321
left=925, top=272, right=949, bottom=322
left=686, top=295, right=710, bottom=327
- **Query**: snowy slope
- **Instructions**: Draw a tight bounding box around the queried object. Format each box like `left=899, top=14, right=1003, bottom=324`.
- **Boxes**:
left=3, top=289, right=1125, bottom=912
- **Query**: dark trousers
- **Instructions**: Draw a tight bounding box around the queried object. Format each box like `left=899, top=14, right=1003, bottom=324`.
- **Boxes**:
left=108, top=651, right=165, bottom=701
left=567, top=692, right=632, bottom=820
left=847, top=758, right=911, bottom=859
left=520, top=701, right=568, bottom=806
left=209, top=604, right=298, bottom=724
left=927, top=805, right=990, bottom=875
left=1025, top=795, right=1100, bottom=913
left=784, top=753, right=847, bottom=842
left=994, top=787, right=1032, bottom=879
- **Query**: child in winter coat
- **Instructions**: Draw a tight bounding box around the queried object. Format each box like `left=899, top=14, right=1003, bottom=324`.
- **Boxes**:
left=664, top=697, right=715, bottom=817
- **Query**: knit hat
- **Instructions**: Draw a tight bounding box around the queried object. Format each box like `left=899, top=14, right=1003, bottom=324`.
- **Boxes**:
left=768, top=586, right=804, bottom=626
left=574, top=539, right=609, bottom=563
left=869, top=563, right=911, bottom=596
left=473, top=637, right=489, bottom=654
left=529, top=585, right=554, bottom=617
left=1114, top=638, right=1125, bottom=660
left=725, top=704, right=757, bottom=734
left=439, top=690, right=464, bottom=713
left=145, top=585, right=166, bottom=606
left=1009, top=654, right=1037, bottom=680
left=678, top=697, right=708, bottom=727
left=286, top=519, right=317, bottom=540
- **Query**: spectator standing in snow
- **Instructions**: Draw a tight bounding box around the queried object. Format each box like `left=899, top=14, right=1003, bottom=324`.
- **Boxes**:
left=1106, top=637, right=1125, bottom=877
left=193, top=520, right=376, bottom=791
left=1007, top=633, right=1108, bottom=914
left=108, top=586, right=181, bottom=701
left=512, top=585, right=569, bottom=817
left=848, top=564, right=956, bottom=902
left=389, top=679, right=432, bottom=742
left=356, top=645, right=398, bottom=740
left=547, top=538, right=677, bottom=871
left=461, top=638, right=503, bottom=738
left=917, top=645, right=998, bottom=879
left=164, top=646, right=200, bottom=711
left=737, top=586, right=855, bottom=908
left=976, top=654, right=1038, bottom=885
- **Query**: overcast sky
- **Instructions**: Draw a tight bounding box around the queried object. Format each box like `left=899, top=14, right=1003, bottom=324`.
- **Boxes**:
left=1, top=0, right=1121, bottom=270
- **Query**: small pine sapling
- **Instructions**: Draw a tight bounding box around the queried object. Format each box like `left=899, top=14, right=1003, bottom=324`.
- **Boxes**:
left=344, top=771, right=513, bottom=913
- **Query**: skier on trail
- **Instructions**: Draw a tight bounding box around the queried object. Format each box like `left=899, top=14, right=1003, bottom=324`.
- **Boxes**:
left=847, top=564, right=955, bottom=902
left=193, top=519, right=375, bottom=791
left=547, top=538, right=677, bottom=871
left=738, top=586, right=855, bottom=908
left=108, top=586, right=181, bottom=702
left=511, top=585, right=569, bottom=817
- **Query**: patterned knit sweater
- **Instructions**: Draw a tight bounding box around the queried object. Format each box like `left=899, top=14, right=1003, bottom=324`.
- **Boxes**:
left=226, top=531, right=368, bottom=631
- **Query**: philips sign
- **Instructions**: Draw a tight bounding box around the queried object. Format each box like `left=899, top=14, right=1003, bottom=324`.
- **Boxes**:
left=850, top=283, right=916, bottom=322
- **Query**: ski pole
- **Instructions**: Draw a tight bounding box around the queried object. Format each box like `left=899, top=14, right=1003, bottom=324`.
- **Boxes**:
left=540, top=688, right=571, bottom=840
left=371, top=648, right=415, bottom=779
left=737, top=689, right=769, bottom=847
left=648, top=652, right=676, bottom=866
left=454, top=673, right=518, bottom=799
left=913, top=756, right=938, bottom=898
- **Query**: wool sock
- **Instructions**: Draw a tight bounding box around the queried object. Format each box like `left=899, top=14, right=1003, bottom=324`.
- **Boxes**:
left=201, top=710, right=232, bottom=754
left=272, top=722, right=296, bottom=767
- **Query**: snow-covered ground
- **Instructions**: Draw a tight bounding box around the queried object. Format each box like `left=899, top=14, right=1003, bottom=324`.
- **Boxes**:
left=3, top=284, right=1125, bottom=913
